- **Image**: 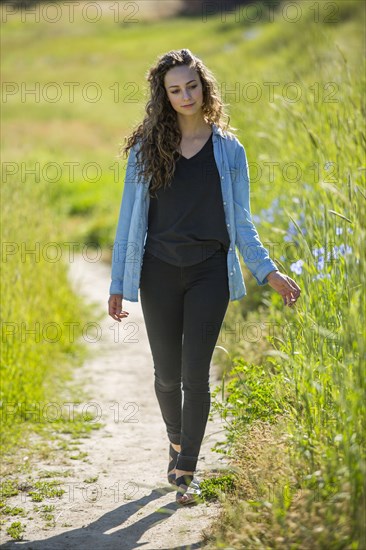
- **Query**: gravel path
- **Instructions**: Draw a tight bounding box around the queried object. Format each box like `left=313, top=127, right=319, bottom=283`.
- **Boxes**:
left=1, top=252, right=230, bottom=549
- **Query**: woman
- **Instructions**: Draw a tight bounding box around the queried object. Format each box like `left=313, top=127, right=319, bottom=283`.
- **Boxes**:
left=108, top=49, right=301, bottom=506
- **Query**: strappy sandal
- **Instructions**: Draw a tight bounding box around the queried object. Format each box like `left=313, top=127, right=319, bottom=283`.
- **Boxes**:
left=175, top=474, right=202, bottom=506
left=167, top=443, right=179, bottom=486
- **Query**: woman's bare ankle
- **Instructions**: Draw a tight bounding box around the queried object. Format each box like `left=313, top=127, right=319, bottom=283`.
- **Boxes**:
left=171, top=442, right=181, bottom=453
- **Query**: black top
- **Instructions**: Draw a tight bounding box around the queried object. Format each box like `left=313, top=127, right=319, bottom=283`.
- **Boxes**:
left=144, top=132, right=230, bottom=266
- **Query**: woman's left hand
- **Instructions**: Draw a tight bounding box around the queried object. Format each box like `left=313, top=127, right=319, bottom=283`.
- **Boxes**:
left=266, top=270, right=301, bottom=307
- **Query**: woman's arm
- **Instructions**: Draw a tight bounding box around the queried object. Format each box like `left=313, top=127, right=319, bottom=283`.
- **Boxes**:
left=232, top=141, right=278, bottom=285
left=232, top=140, right=301, bottom=307
left=109, top=145, right=138, bottom=296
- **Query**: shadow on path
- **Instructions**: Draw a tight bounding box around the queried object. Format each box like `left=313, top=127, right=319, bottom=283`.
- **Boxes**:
left=0, top=486, right=206, bottom=549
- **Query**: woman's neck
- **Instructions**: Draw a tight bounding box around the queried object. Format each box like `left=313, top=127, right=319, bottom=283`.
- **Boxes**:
left=177, top=116, right=211, bottom=139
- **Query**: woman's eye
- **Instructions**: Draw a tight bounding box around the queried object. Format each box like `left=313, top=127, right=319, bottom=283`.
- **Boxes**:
left=171, top=86, right=197, bottom=94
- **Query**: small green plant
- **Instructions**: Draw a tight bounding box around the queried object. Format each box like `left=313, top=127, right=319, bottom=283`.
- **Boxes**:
left=28, top=480, right=65, bottom=502
left=70, top=451, right=88, bottom=461
left=38, top=504, right=56, bottom=513
left=84, top=476, right=99, bottom=483
left=211, top=358, right=292, bottom=451
left=32, top=503, right=56, bottom=526
left=0, top=480, right=19, bottom=499
left=0, top=506, right=26, bottom=517
left=6, top=521, right=26, bottom=541
left=200, top=474, right=237, bottom=502
left=38, top=470, right=73, bottom=478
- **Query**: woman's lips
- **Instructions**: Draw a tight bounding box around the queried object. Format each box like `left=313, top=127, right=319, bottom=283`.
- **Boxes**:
left=182, top=103, right=194, bottom=108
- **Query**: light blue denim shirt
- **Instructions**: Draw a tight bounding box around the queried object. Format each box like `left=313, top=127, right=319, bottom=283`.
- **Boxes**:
left=109, top=123, right=278, bottom=302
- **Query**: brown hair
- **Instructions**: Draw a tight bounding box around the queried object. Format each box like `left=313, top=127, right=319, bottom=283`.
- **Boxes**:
left=119, top=48, right=238, bottom=197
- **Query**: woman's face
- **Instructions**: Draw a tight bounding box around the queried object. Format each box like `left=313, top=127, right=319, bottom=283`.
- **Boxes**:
left=164, top=65, right=204, bottom=116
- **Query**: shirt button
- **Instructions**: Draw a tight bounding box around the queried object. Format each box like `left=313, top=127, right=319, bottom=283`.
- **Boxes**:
left=221, top=176, right=224, bottom=179
left=230, top=272, right=233, bottom=276
left=229, top=247, right=232, bottom=251
left=227, top=223, right=230, bottom=227
left=223, top=201, right=226, bottom=205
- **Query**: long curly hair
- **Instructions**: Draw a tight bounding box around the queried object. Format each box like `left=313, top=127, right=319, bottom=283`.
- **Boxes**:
left=119, top=48, right=238, bottom=198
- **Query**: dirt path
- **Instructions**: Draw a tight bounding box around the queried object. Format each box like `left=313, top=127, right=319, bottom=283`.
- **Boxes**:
left=1, top=252, right=230, bottom=549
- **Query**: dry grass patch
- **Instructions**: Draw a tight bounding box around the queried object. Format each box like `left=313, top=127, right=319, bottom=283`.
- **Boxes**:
left=201, top=416, right=356, bottom=549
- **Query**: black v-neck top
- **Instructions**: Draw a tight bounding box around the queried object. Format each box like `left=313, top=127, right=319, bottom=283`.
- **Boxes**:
left=144, top=132, right=230, bottom=266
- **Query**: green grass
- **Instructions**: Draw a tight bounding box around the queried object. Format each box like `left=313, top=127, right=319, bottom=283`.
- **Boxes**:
left=6, top=521, right=26, bottom=541
left=0, top=173, right=104, bottom=429
left=206, top=1, right=365, bottom=547
left=28, top=480, right=65, bottom=502
left=0, top=172, right=105, bottom=532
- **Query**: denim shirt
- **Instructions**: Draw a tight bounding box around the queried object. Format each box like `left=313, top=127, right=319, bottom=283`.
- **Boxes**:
left=109, top=123, right=278, bottom=302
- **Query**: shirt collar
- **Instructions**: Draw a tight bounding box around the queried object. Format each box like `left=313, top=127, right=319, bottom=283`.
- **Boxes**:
left=211, top=122, right=227, bottom=139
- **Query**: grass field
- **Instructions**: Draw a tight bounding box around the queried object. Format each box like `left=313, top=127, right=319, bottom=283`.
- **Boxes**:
left=1, top=0, right=365, bottom=546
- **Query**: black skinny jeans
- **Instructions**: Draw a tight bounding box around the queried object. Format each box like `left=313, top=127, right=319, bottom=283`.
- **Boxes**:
left=139, top=244, right=230, bottom=472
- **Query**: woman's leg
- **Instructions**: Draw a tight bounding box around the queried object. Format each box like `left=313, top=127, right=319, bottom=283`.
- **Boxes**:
left=139, top=247, right=230, bottom=481
left=139, top=253, right=184, bottom=446
left=175, top=247, right=230, bottom=474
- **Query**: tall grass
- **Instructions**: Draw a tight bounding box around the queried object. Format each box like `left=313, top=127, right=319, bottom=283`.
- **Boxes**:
left=0, top=174, right=99, bottom=459
left=269, top=58, right=365, bottom=546
left=207, top=1, right=365, bottom=547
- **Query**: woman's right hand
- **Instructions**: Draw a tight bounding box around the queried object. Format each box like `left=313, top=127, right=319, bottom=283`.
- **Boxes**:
left=108, top=294, right=129, bottom=322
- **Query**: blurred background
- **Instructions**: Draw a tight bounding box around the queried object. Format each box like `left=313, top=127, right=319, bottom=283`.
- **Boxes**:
left=1, top=0, right=365, bottom=546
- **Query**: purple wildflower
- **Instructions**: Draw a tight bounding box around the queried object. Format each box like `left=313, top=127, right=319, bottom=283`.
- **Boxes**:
left=317, top=256, right=325, bottom=271
left=312, top=246, right=325, bottom=258
left=290, top=259, right=304, bottom=275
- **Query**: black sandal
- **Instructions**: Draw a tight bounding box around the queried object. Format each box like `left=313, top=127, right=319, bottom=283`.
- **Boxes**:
left=175, top=474, right=202, bottom=506
left=167, top=443, right=179, bottom=486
